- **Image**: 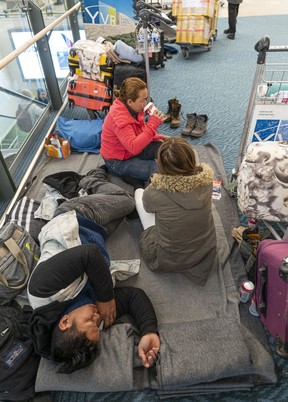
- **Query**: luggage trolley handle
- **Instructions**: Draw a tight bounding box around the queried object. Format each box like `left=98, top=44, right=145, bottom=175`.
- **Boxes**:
left=136, top=1, right=171, bottom=100
left=258, top=263, right=268, bottom=317
left=254, top=36, right=270, bottom=65
left=237, top=36, right=270, bottom=170
left=135, top=1, right=161, bottom=16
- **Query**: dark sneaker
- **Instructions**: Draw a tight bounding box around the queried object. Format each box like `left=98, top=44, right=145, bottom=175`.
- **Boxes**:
left=227, top=33, right=235, bottom=40
left=191, top=114, right=208, bottom=137
left=224, top=29, right=232, bottom=34
left=181, top=113, right=197, bottom=136
left=120, top=175, right=145, bottom=190
left=126, top=208, right=139, bottom=220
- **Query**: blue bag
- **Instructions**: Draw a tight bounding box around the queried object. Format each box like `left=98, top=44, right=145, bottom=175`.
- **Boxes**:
left=57, top=117, right=103, bottom=153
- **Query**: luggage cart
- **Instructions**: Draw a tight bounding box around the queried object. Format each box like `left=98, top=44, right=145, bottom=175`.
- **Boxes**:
left=236, top=36, right=288, bottom=171
left=173, top=0, right=220, bottom=59
left=233, top=36, right=288, bottom=239
left=136, top=1, right=174, bottom=99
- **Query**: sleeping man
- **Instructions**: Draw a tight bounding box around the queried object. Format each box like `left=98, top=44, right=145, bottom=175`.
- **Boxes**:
left=28, top=243, right=160, bottom=373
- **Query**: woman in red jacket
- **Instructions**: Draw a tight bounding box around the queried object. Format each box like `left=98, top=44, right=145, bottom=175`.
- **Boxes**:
left=100, top=78, right=166, bottom=182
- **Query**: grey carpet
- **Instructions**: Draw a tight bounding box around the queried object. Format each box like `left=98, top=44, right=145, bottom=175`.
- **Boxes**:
left=28, top=13, right=288, bottom=402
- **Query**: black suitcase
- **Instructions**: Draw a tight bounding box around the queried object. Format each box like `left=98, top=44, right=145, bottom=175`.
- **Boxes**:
left=113, top=63, right=147, bottom=89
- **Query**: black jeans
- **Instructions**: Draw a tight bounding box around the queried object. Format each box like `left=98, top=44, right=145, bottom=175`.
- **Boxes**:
left=228, top=3, right=240, bottom=33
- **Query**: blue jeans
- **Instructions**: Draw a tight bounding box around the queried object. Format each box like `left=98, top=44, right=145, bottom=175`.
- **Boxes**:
left=104, top=141, right=161, bottom=181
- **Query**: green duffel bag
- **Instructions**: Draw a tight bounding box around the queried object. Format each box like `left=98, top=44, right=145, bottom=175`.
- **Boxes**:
left=0, top=222, right=40, bottom=305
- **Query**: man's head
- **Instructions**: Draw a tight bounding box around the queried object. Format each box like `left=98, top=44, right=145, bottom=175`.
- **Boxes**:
left=37, top=88, right=47, bottom=102
left=51, top=304, right=102, bottom=373
left=21, top=89, right=33, bottom=98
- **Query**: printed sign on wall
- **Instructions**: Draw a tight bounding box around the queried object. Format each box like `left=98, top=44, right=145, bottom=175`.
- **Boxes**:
left=83, top=0, right=134, bottom=25
left=248, top=104, right=288, bottom=144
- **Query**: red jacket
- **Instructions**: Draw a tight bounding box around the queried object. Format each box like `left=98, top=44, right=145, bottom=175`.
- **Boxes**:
left=100, top=98, right=165, bottom=160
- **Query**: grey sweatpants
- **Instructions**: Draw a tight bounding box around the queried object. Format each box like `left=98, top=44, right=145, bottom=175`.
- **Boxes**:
left=55, top=168, right=135, bottom=237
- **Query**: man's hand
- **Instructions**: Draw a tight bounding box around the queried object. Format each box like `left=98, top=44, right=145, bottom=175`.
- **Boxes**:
left=96, top=299, right=116, bottom=328
left=138, top=332, right=160, bottom=368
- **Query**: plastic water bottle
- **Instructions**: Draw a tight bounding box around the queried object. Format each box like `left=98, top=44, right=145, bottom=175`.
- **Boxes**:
left=50, top=134, right=61, bottom=148
left=151, top=28, right=160, bottom=53
left=249, top=296, right=259, bottom=317
left=136, top=27, right=145, bottom=54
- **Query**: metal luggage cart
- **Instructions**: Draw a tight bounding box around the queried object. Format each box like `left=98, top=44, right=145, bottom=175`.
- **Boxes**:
left=232, top=36, right=288, bottom=239
left=173, top=0, right=220, bottom=59
left=135, top=1, right=175, bottom=98
left=236, top=36, right=288, bottom=170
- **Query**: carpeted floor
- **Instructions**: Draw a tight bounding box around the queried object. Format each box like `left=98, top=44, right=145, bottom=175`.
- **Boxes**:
left=50, top=13, right=288, bottom=402
left=149, top=14, right=288, bottom=177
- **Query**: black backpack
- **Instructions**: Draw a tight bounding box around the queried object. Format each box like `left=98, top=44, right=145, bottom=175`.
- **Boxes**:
left=0, top=301, right=40, bottom=401
left=16, top=104, right=33, bottom=132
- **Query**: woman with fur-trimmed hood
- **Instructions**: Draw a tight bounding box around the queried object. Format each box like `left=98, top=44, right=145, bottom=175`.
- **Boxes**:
left=135, top=137, right=216, bottom=286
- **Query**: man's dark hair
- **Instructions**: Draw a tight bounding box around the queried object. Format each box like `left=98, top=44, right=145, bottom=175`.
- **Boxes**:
left=51, top=321, right=100, bottom=374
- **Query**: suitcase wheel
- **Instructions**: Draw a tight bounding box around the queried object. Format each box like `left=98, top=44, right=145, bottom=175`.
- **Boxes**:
left=280, top=258, right=288, bottom=283
left=181, top=47, right=189, bottom=59
left=68, top=100, right=74, bottom=108
left=69, top=81, right=76, bottom=90
left=275, top=336, right=288, bottom=359
left=104, top=76, right=113, bottom=88
left=207, top=38, right=213, bottom=50
left=69, top=49, right=76, bottom=57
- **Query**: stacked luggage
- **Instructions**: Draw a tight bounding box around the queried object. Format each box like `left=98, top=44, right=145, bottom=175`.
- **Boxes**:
left=67, top=38, right=148, bottom=113
left=67, top=39, right=113, bottom=114
left=113, top=63, right=146, bottom=95
left=68, top=78, right=112, bottom=113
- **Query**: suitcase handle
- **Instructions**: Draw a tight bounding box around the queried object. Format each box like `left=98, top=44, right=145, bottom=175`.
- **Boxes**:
left=258, top=264, right=267, bottom=316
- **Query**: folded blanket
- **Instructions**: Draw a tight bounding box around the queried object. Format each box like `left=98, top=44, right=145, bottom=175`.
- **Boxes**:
left=35, top=323, right=135, bottom=393
left=157, top=317, right=252, bottom=390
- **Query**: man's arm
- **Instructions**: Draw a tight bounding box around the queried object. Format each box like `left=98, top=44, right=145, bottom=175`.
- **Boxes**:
left=29, top=244, right=114, bottom=303
left=114, top=287, right=160, bottom=368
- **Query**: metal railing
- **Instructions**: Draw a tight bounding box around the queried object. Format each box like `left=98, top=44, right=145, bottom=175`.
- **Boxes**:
left=0, top=2, right=81, bottom=70
left=0, top=0, right=82, bottom=222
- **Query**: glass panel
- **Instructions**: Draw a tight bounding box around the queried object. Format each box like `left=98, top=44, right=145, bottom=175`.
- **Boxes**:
left=0, top=2, right=47, bottom=166
left=0, top=50, right=48, bottom=167
left=0, top=1, right=85, bottom=168
left=40, top=1, right=86, bottom=87
left=0, top=0, right=84, bottom=217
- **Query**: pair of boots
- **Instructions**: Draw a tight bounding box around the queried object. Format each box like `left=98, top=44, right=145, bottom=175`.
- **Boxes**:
left=181, top=113, right=208, bottom=137
left=165, top=98, right=181, bottom=128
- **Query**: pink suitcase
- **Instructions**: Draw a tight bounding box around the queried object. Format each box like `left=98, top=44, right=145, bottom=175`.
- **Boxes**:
left=255, top=239, right=288, bottom=358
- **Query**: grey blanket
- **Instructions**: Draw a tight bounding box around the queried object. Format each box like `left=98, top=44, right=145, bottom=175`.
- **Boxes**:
left=29, top=144, right=277, bottom=396
left=35, top=324, right=135, bottom=393
left=157, top=317, right=252, bottom=390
